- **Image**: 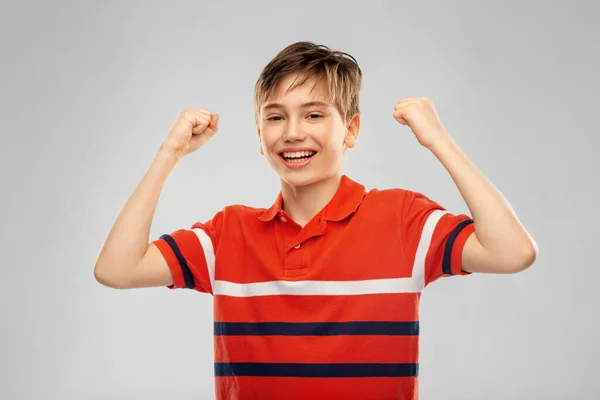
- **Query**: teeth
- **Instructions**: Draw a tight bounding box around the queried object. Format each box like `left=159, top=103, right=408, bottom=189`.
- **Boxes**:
left=282, top=151, right=316, bottom=159
left=287, top=158, right=309, bottom=163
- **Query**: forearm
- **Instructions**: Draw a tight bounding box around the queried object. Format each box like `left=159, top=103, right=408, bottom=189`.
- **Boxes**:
left=428, top=136, right=538, bottom=269
left=94, top=148, right=179, bottom=284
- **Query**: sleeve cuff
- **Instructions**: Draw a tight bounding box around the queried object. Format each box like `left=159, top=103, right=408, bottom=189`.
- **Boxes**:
left=444, top=218, right=476, bottom=276
left=152, top=228, right=213, bottom=294
left=152, top=237, right=186, bottom=289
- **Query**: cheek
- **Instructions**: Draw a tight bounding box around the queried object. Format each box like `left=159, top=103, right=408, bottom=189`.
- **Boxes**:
left=260, top=131, right=278, bottom=149
left=321, top=128, right=347, bottom=151
left=318, top=141, right=345, bottom=163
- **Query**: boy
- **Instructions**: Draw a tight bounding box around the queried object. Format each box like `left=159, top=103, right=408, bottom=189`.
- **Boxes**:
left=94, top=41, right=538, bottom=399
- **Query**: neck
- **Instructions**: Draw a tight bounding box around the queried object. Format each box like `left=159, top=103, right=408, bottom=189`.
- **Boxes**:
left=280, top=173, right=342, bottom=227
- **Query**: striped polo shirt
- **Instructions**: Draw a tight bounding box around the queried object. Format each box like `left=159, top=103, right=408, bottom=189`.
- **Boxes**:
left=152, top=175, right=475, bottom=399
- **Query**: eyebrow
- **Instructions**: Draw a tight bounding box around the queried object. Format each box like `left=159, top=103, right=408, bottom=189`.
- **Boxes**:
left=263, top=101, right=330, bottom=111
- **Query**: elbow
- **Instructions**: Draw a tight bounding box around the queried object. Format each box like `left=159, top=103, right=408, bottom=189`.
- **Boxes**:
left=506, top=240, right=539, bottom=273
left=521, top=238, right=539, bottom=271
left=93, top=265, right=115, bottom=288
left=94, top=263, right=128, bottom=289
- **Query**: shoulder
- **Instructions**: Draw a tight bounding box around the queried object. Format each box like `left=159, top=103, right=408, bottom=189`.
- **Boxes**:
left=189, top=203, right=266, bottom=239
left=353, top=187, right=408, bottom=222
left=361, top=185, right=418, bottom=207
left=221, top=204, right=267, bottom=218
left=198, top=203, right=269, bottom=227
left=360, top=185, right=444, bottom=217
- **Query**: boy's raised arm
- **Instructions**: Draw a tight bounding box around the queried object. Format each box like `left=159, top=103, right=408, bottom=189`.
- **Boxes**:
left=94, top=109, right=219, bottom=289
left=393, top=97, right=538, bottom=274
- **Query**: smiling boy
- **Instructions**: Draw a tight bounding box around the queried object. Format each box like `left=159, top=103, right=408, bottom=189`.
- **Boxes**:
left=94, top=41, right=538, bottom=399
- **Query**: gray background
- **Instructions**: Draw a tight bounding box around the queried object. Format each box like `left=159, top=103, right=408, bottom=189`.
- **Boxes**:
left=1, top=0, right=598, bottom=399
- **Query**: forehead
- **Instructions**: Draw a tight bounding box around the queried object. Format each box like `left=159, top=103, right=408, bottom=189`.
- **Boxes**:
left=267, top=73, right=331, bottom=105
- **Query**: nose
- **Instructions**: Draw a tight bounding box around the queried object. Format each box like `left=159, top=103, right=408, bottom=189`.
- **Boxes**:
left=282, top=118, right=305, bottom=142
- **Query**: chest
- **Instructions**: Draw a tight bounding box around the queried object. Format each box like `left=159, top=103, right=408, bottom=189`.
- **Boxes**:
left=215, top=212, right=411, bottom=283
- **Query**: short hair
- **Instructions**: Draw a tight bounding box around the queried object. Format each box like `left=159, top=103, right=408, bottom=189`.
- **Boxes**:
left=254, top=41, right=362, bottom=126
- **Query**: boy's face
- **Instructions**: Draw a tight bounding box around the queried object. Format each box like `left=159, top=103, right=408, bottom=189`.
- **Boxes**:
left=257, top=73, right=360, bottom=188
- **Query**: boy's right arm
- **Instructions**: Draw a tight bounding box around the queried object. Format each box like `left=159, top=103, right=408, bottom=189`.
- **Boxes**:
left=94, top=109, right=219, bottom=289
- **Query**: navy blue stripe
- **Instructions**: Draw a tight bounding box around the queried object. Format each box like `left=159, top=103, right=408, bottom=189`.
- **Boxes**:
left=160, top=234, right=195, bottom=289
left=442, top=219, right=474, bottom=275
left=214, top=321, right=419, bottom=336
left=215, top=362, right=418, bottom=377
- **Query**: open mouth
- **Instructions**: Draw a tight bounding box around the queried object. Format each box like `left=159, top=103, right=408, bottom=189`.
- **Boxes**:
left=279, top=150, right=317, bottom=164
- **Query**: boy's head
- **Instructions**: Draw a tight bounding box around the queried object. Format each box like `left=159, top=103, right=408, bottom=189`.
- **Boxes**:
left=254, top=41, right=362, bottom=188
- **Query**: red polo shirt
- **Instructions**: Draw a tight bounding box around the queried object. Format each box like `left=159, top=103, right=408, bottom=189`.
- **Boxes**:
left=152, top=175, right=475, bottom=399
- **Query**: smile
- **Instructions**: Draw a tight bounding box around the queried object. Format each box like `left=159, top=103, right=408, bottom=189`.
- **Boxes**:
left=278, top=150, right=317, bottom=168
left=280, top=150, right=317, bottom=162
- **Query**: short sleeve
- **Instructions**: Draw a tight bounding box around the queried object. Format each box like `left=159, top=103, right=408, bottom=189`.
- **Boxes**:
left=151, top=210, right=224, bottom=295
left=401, top=190, right=475, bottom=288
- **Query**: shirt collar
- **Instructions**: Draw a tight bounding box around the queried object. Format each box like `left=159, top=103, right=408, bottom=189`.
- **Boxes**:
left=258, top=175, right=366, bottom=222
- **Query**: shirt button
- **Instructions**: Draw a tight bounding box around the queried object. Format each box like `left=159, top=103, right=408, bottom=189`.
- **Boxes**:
left=294, top=244, right=301, bottom=249
left=280, top=216, right=287, bottom=222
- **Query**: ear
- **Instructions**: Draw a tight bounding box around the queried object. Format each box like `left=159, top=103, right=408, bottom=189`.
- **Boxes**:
left=343, top=114, right=361, bottom=149
left=257, top=127, right=264, bottom=155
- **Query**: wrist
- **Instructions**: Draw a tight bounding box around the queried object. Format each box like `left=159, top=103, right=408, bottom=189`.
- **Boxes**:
left=158, top=144, right=184, bottom=162
left=156, top=145, right=183, bottom=166
left=427, top=135, right=458, bottom=156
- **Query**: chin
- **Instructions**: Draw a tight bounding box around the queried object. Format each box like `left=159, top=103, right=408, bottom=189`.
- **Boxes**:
left=279, top=171, right=317, bottom=188
left=278, top=169, right=334, bottom=189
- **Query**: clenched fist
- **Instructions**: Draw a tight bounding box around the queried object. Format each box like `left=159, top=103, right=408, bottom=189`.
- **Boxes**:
left=161, top=108, right=219, bottom=159
left=393, top=97, right=451, bottom=149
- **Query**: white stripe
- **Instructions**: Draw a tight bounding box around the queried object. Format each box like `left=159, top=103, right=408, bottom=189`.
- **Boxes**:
left=213, top=277, right=422, bottom=297
left=204, top=210, right=447, bottom=298
left=192, top=227, right=215, bottom=291
left=411, top=209, right=447, bottom=291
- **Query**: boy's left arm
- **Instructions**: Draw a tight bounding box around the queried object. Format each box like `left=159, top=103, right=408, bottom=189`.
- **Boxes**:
left=393, top=97, right=539, bottom=274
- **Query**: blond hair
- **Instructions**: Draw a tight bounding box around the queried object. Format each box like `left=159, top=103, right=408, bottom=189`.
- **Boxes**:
left=253, top=41, right=362, bottom=125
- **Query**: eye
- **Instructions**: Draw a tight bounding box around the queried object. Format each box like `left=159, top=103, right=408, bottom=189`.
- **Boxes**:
left=308, top=113, right=322, bottom=119
left=266, top=116, right=283, bottom=121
